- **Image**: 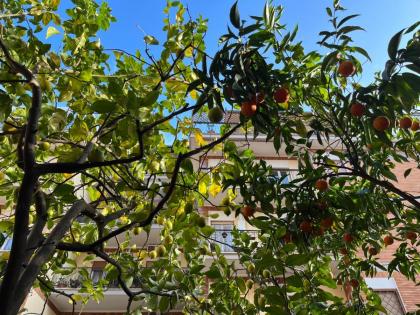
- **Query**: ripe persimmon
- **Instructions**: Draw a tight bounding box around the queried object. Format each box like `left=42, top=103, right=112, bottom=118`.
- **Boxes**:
left=373, top=116, right=390, bottom=132
left=273, top=87, right=289, bottom=103
left=241, top=101, right=257, bottom=118
left=338, top=60, right=356, bottom=77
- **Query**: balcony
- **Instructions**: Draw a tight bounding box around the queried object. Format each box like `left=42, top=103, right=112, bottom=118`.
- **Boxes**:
left=50, top=267, right=145, bottom=290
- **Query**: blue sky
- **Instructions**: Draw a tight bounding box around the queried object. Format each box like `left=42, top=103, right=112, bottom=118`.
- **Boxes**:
left=97, top=0, right=419, bottom=83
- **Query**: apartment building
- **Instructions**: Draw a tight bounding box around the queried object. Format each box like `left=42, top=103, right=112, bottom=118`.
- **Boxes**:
left=1, top=112, right=419, bottom=314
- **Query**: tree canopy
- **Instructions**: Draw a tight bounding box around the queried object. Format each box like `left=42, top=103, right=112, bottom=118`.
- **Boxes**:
left=0, top=0, right=419, bottom=314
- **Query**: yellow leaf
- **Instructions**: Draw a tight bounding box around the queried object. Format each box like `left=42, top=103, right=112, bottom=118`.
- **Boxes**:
left=279, top=102, right=289, bottom=110
left=190, top=90, right=198, bottom=100
left=195, top=131, right=207, bottom=146
left=198, top=181, right=207, bottom=195
left=208, top=183, right=221, bottom=197
left=184, top=47, right=194, bottom=57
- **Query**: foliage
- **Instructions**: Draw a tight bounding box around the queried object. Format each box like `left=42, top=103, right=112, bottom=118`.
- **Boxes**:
left=0, top=0, right=419, bottom=314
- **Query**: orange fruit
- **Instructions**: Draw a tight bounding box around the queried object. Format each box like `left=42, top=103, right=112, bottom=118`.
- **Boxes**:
left=299, top=220, right=312, bottom=233
left=320, top=217, right=334, bottom=229
left=240, top=206, right=255, bottom=218
left=368, top=247, right=378, bottom=256
left=411, top=121, right=419, bottom=131
left=315, top=179, right=329, bottom=192
left=372, top=116, right=390, bottom=132
left=240, top=101, right=257, bottom=118
left=349, top=102, right=365, bottom=117
left=339, top=248, right=349, bottom=255
left=399, top=117, right=412, bottom=129
left=343, top=233, right=353, bottom=244
left=338, top=60, right=356, bottom=77
left=273, top=87, right=290, bottom=103
left=350, top=279, right=359, bottom=288
left=383, top=235, right=394, bottom=246
left=282, top=232, right=293, bottom=243
left=405, top=231, right=417, bottom=241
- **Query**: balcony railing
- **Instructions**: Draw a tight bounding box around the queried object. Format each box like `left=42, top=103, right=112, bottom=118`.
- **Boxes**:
left=209, top=229, right=259, bottom=253
left=50, top=267, right=143, bottom=289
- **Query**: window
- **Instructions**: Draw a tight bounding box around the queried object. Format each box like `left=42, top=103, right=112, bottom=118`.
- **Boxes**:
left=0, top=236, right=12, bottom=251
left=271, top=169, right=290, bottom=184
left=90, top=269, right=105, bottom=285
left=211, top=223, right=234, bottom=252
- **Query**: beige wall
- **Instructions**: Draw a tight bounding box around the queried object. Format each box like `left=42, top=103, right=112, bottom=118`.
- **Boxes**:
left=23, top=289, right=57, bottom=315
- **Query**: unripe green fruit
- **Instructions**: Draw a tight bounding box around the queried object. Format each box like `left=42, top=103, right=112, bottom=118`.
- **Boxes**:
left=165, top=221, right=173, bottom=230
left=223, top=207, right=231, bottom=216
left=156, top=216, right=165, bottom=225
left=133, top=227, right=142, bottom=235
left=39, top=142, right=50, bottom=150
left=163, top=235, right=173, bottom=245
left=149, top=250, right=157, bottom=259
left=246, top=279, right=254, bottom=289
left=262, top=269, right=271, bottom=278
left=196, top=216, right=206, bottom=228
left=247, top=263, right=255, bottom=273
left=88, top=149, right=104, bottom=162
left=156, top=245, right=167, bottom=257
left=185, top=201, right=194, bottom=213
left=208, top=107, right=224, bottom=123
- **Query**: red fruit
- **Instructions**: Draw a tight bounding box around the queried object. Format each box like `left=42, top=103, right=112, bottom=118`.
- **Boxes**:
left=411, top=121, right=419, bottom=131
left=241, top=101, right=257, bottom=118
left=373, top=116, right=390, bottom=132
left=315, top=179, right=329, bottom=192
left=241, top=206, right=255, bottom=218
left=273, top=87, right=290, bottom=103
left=350, top=102, right=365, bottom=117
left=282, top=232, right=293, bottom=243
left=299, top=220, right=312, bottom=233
left=368, top=247, right=378, bottom=256
left=399, top=117, right=413, bottom=129
left=405, top=231, right=417, bottom=241
left=320, top=217, right=334, bottom=230
left=339, top=248, right=349, bottom=255
left=343, top=233, right=353, bottom=244
left=384, top=235, right=394, bottom=246
left=350, top=279, right=359, bottom=288
left=338, top=60, right=356, bottom=77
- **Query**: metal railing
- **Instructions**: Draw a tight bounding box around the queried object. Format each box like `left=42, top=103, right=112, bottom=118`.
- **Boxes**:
left=51, top=267, right=143, bottom=289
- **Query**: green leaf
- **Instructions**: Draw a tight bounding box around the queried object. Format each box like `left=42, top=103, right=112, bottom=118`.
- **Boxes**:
left=140, top=90, right=160, bottom=107
left=46, top=26, right=60, bottom=39
left=230, top=1, right=241, bottom=29
left=388, top=28, right=405, bottom=61
left=91, top=99, right=116, bottom=113
left=79, top=70, right=92, bottom=82
left=337, top=25, right=364, bottom=35
left=159, top=296, right=170, bottom=312
left=336, top=14, right=360, bottom=28
left=0, top=220, right=13, bottom=232
left=285, top=254, right=310, bottom=266
left=144, top=35, right=159, bottom=45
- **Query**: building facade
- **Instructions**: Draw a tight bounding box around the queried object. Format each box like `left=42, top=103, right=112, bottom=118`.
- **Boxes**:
left=1, top=114, right=419, bottom=314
